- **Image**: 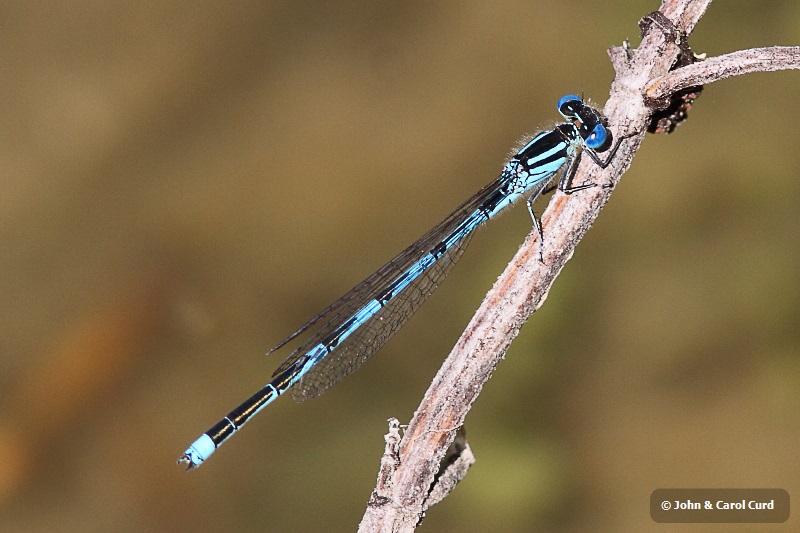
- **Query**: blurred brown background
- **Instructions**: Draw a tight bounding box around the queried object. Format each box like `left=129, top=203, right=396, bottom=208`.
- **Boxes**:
left=1, top=1, right=799, bottom=531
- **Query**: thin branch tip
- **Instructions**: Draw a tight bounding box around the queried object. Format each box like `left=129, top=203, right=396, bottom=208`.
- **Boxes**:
left=647, top=46, right=800, bottom=98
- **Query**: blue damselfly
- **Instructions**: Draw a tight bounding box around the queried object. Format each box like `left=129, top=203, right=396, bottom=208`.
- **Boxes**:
left=179, top=95, right=620, bottom=469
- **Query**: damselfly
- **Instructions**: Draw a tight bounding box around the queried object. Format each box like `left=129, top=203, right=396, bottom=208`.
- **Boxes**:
left=179, top=94, right=620, bottom=469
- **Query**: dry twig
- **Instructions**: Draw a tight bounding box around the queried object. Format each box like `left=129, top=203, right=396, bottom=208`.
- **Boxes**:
left=359, top=1, right=798, bottom=531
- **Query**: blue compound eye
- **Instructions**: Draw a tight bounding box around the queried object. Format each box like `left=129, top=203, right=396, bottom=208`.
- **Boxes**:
left=585, top=124, right=608, bottom=150
left=557, top=94, right=582, bottom=115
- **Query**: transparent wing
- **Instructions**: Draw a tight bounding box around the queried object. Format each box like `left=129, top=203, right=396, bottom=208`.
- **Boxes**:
left=270, top=172, right=512, bottom=396
left=291, top=233, right=472, bottom=401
